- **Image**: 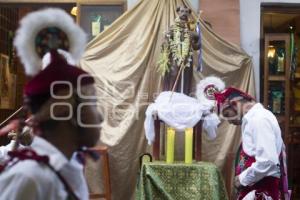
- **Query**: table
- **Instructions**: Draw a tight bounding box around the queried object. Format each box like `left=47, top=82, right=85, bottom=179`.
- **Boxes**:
left=137, top=162, right=228, bottom=200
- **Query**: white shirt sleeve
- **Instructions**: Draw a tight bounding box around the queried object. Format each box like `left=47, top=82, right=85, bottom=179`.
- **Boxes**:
left=238, top=118, right=280, bottom=186
left=0, top=140, right=15, bottom=162
left=0, top=173, right=40, bottom=200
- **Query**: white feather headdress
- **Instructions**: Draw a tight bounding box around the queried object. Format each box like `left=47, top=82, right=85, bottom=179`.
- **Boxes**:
left=14, top=8, right=87, bottom=76
left=196, top=76, right=225, bottom=107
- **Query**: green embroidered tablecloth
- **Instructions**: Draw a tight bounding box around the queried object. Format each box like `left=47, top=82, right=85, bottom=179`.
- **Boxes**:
left=136, top=162, right=228, bottom=200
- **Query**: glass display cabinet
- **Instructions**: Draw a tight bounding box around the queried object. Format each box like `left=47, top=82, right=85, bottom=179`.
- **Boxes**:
left=263, top=33, right=290, bottom=138
left=263, top=33, right=300, bottom=198
left=76, top=1, right=126, bottom=41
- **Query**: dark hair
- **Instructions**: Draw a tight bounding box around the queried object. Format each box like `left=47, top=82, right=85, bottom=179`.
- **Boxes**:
left=228, top=96, right=253, bottom=103
left=25, top=90, right=81, bottom=133
left=221, top=96, right=253, bottom=114
left=38, top=120, right=59, bottom=133
left=25, top=93, right=51, bottom=114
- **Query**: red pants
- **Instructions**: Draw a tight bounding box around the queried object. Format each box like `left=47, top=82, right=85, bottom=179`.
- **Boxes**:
left=237, top=176, right=280, bottom=200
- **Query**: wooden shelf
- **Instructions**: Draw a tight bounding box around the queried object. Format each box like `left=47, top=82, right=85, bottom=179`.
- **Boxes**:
left=288, top=139, right=300, bottom=144
left=287, top=132, right=300, bottom=144
left=268, top=75, right=286, bottom=81
left=289, top=124, right=300, bottom=128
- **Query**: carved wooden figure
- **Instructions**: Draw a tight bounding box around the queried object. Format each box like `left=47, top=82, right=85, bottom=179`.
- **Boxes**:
left=158, top=5, right=200, bottom=95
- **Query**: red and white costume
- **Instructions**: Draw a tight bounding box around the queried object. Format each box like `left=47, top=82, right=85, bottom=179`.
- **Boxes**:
left=215, top=87, right=290, bottom=200
left=236, top=103, right=283, bottom=200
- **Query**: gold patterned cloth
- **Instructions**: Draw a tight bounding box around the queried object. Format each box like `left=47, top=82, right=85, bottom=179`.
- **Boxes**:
left=137, top=162, right=228, bottom=200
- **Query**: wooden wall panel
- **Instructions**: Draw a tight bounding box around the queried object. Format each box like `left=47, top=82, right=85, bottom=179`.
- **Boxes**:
left=0, top=6, right=21, bottom=145
left=200, top=0, right=240, bottom=45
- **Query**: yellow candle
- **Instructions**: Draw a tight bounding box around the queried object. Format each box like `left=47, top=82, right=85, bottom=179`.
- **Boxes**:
left=166, top=127, right=175, bottom=163
left=185, top=128, right=193, bottom=164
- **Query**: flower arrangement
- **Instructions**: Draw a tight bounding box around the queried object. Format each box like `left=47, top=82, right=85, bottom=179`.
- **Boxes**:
left=157, top=17, right=194, bottom=76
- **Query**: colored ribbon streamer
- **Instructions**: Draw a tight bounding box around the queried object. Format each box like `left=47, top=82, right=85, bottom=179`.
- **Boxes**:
left=290, top=31, right=296, bottom=80
left=196, top=21, right=203, bottom=72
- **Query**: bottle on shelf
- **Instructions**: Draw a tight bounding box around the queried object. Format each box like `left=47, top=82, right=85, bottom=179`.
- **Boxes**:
left=268, top=82, right=285, bottom=115
left=268, top=41, right=286, bottom=75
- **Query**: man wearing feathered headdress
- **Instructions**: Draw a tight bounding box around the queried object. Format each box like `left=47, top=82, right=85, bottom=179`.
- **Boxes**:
left=215, top=87, right=290, bottom=200
left=0, top=8, right=103, bottom=200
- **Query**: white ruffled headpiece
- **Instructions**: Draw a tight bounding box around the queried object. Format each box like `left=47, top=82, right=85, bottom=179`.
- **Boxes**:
left=14, top=8, right=87, bottom=76
left=196, top=76, right=225, bottom=107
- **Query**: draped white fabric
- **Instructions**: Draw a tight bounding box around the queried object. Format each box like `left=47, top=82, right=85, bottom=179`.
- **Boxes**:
left=144, top=91, right=220, bottom=144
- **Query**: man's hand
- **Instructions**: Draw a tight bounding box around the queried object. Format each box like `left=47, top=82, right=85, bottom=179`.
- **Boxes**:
left=234, top=176, right=242, bottom=189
